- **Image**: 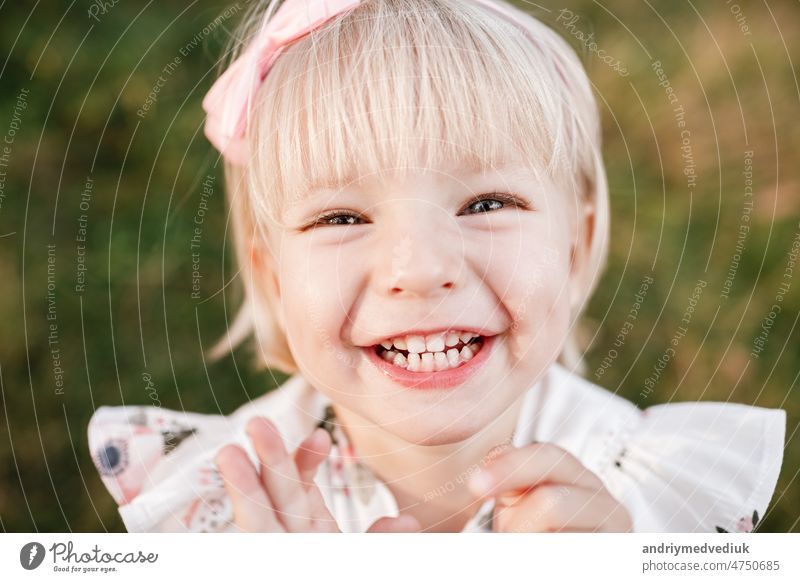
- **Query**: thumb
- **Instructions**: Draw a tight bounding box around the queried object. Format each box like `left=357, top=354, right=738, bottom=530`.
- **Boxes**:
left=366, top=513, right=421, bottom=533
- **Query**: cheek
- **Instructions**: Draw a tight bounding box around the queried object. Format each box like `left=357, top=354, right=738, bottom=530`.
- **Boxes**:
left=278, top=243, right=358, bottom=374
left=500, top=240, right=573, bottom=362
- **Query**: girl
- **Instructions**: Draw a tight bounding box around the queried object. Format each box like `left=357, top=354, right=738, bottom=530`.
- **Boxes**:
left=88, top=0, right=785, bottom=533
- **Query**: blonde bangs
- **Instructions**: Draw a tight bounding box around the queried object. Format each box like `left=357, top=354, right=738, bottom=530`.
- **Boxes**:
left=245, top=0, right=600, bottom=227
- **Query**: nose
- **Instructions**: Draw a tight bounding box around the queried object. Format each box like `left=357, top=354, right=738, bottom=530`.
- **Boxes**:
left=374, top=215, right=465, bottom=299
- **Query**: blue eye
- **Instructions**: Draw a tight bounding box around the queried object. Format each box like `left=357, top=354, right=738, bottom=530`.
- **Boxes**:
left=313, top=212, right=366, bottom=227
left=462, top=198, right=504, bottom=214
left=460, top=192, right=527, bottom=216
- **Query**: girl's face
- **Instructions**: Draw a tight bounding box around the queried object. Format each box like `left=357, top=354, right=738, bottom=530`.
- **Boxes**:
left=263, top=162, right=586, bottom=446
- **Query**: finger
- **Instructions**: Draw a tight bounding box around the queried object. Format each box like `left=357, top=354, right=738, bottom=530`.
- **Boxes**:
left=247, top=416, right=311, bottom=531
left=214, top=444, right=284, bottom=532
left=494, top=484, right=631, bottom=533
left=366, top=514, right=421, bottom=533
left=293, top=428, right=338, bottom=531
left=294, top=428, right=332, bottom=487
left=468, top=443, right=604, bottom=499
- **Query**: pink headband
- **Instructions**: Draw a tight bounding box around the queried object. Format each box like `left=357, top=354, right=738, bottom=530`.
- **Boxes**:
left=202, top=0, right=531, bottom=166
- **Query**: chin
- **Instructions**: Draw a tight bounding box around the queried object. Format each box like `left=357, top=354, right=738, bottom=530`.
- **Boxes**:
left=386, top=416, right=487, bottom=447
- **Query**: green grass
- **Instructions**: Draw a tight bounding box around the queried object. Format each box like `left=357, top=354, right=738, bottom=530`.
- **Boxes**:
left=0, top=1, right=797, bottom=533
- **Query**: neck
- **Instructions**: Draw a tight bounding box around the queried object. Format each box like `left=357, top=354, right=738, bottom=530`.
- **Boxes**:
left=331, top=392, right=527, bottom=532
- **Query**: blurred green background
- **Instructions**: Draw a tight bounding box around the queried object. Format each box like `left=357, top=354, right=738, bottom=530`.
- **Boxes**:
left=0, top=1, right=797, bottom=532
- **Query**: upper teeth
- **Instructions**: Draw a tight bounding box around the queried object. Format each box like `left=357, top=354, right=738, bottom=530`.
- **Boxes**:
left=379, top=331, right=480, bottom=353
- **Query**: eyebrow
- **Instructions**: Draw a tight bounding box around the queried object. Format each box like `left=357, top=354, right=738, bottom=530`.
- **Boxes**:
left=301, top=163, right=537, bottom=201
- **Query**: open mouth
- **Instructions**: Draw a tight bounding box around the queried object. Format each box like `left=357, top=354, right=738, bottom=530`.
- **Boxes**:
left=374, top=334, right=485, bottom=373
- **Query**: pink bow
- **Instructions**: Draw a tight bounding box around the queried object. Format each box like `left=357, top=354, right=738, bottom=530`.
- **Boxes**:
left=202, top=0, right=364, bottom=165
left=202, top=0, right=528, bottom=166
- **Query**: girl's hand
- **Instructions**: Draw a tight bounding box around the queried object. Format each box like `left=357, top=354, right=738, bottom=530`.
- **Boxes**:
left=214, top=416, right=420, bottom=533
left=468, top=442, right=633, bottom=532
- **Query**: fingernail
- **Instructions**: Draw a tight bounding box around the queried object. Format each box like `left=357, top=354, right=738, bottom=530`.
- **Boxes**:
left=469, top=472, right=493, bottom=496
left=246, top=416, right=267, bottom=435
left=246, top=418, right=280, bottom=465
left=398, top=514, right=420, bottom=531
left=214, top=446, right=231, bottom=468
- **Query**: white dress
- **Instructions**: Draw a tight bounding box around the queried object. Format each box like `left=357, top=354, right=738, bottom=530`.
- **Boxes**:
left=87, top=362, right=786, bottom=533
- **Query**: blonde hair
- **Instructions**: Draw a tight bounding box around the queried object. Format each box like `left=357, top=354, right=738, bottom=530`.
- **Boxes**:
left=207, top=0, right=610, bottom=377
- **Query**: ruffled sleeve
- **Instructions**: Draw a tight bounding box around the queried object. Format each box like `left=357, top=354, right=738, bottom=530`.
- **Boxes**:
left=596, top=401, right=786, bottom=533
left=87, top=375, right=336, bottom=532
left=87, top=404, right=239, bottom=532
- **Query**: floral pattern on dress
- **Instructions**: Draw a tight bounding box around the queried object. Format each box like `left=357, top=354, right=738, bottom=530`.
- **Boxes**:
left=715, top=509, right=759, bottom=533
left=316, top=404, right=379, bottom=506
left=89, top=407, right=199, bottom=505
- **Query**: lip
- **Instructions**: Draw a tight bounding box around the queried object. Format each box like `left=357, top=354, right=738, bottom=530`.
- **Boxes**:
left=362, top=334, right=497, bottom=390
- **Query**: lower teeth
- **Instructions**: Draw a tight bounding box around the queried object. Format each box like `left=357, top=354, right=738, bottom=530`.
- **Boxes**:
left=376, top=338, right=483, bottom=372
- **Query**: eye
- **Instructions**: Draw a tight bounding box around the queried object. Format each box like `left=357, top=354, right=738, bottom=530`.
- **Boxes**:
left=308, top=210, right=367, bottom=228
left=301, top=191, right=531, bottom=230
left=459, top=192, right=529, bottom=216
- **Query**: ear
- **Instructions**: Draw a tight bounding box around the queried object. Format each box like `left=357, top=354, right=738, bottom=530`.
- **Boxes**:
left=568, top=200, right=596, bottom=312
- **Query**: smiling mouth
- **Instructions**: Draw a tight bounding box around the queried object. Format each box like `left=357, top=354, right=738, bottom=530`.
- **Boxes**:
left=374, top=336, right=485, bottom=372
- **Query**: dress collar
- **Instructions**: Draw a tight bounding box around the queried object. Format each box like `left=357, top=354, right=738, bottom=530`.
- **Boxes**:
left=309, top=371, right=547, bottom=532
